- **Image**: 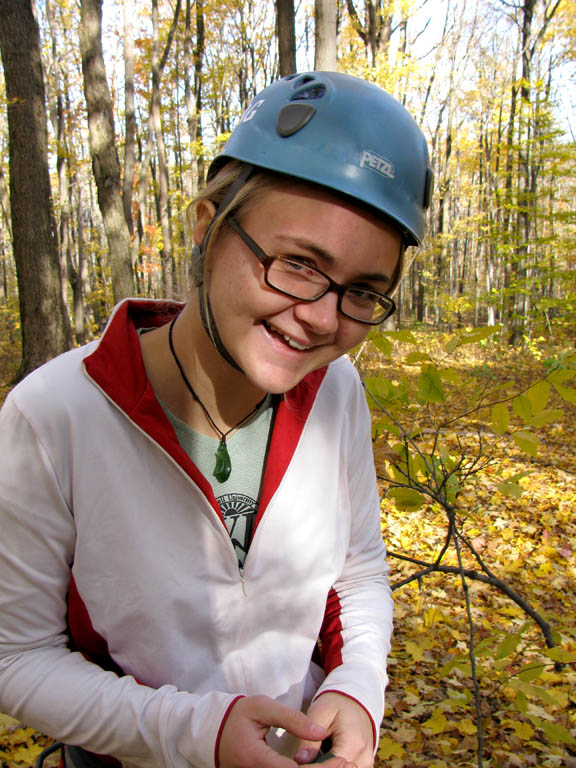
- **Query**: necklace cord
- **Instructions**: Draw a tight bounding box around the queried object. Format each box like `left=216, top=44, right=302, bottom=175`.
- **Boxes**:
left=167, top=316, right=267, bottom=444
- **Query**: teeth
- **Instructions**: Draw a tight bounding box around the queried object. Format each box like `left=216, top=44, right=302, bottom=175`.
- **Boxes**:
left=283, top=334, right=312, bottom=351
left=264, top=321, right=312, bottom=350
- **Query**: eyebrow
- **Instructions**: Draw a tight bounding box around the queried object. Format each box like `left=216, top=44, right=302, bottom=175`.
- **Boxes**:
left=275, top=234, right=393, bottom=285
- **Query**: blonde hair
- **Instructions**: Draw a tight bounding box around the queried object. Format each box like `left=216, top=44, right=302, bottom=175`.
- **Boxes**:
left=187, top=161, right=288, bottom=286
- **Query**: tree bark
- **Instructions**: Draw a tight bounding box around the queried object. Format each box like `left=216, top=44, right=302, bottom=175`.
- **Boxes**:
left=79, top=0, right=134, bottom=303
left=276, top=0, right=297, bottom=76
left=314, top=0, right=337, bottom=70
left=45, top=0, right=72, bottom=317
left=123, top=0, right=136, bottom=238
left=0, top=0, right=72, bottom=378
left=345, top=0, right=392, bottom=65
left=151, top=0, right=181, bottom=298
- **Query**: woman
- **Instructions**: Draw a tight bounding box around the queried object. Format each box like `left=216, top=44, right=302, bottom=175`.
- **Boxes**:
left=0, top=72, right=432, bottom=768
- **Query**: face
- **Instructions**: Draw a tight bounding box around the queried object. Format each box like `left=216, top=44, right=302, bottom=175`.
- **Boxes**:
left=196, top=182, right=402, bottom=395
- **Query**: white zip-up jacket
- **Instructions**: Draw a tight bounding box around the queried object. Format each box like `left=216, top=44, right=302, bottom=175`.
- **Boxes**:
left=0, top=299, right=393, bottom=768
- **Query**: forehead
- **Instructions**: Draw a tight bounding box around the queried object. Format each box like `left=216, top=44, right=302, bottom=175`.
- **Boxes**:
left=239, top=179, right=403, bottom=281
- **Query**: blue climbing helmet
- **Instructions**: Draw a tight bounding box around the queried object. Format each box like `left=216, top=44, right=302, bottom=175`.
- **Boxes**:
left=209, top=71, right=433, bottom=246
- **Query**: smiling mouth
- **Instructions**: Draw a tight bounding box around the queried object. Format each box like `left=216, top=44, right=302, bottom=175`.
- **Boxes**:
left=263, top=321, right=313, bottom=351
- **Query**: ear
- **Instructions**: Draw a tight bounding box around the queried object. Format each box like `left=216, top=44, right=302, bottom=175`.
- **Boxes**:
left=194, top=199, right=217, bottom=246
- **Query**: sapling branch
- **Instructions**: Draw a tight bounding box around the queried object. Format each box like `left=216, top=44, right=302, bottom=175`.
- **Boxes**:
left=453, top=523, right=485, bottom=768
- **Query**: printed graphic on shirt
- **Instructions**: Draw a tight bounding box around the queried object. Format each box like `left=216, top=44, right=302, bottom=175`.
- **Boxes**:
left=218, top=493, right=257, bottom=568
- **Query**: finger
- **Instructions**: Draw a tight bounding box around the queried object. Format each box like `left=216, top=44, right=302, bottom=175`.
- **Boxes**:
left=294, top=752, right=355, bottom=768
left=250, top=697, right=328, bottom=743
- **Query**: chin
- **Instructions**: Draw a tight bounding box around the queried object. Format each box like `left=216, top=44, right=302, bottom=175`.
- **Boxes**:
left=242, top=358, right=328, bottom=396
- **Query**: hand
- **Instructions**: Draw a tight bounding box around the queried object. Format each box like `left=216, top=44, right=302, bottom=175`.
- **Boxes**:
left=293, top=693, right=375, bottom=768
left=218, top=695, right=352, bottom=768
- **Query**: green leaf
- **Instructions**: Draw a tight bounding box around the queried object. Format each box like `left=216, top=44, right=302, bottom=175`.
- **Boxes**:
left=440, top=367, right=461, bottom=384
left=370, top=335, right=394, bottom=356
left=543, top=647, right=576, bottom=663
left=365, top=376, right=393, bottom=403
left=516, top=664, right=545, bottom=682
left=445, top=335, right=460, bottom=354
left=511, top=679, right=564, bottom=707
left=383, top=330, right=417, bottom=344
left=512, top=430, right=540, bottom=457
left=491, top=402, right=510, bottom=434
left=513, top=394, right=533, bottom=422
left=515, top=690, right=528, bottom=714
left=388, top=487, right=427, bottom=510
left=548, top=368, right=576, bottom=386
left=497, top=480, right=524, bottom=498
left=551, top=382, right=576, bottom=404
left=457, top=325, right=502, bottom=346
left=418, top=365, right=445, bottom=403
left=404, top=351, right=432, bottom=365
left=537, top=721, right=576, bottom=745
left=438, top=659, right=457, bottom=678
left=528, top=408, right=563, bottom=427
left=496, top=633, right=521, bottom=659
left=525, top=380, right=550, bottom=413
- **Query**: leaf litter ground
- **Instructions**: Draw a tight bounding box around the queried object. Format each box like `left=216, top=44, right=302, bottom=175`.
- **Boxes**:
left=364, top=334, right=576, bottom=768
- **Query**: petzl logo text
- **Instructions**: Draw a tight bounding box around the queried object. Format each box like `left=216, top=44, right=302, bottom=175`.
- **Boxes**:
left=360, top=150, right=395, bottom=179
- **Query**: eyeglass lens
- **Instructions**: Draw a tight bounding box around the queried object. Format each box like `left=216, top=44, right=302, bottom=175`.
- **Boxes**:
left=267, top=260, right=392, bottom=323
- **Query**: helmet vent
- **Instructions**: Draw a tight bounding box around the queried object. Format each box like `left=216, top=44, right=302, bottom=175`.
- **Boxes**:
left=290, top=84, right=326, bottom=101
left=293, top=74, right=316, bottom=86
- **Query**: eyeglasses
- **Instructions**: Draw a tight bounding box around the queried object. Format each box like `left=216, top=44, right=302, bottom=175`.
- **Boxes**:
left=227, top=216, right=396, bottom=325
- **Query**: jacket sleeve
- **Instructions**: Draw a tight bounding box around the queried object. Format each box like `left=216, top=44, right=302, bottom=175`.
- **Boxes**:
left=0, top=391, right=239, bottom=768
left=313, top=371, right=393, bottom=747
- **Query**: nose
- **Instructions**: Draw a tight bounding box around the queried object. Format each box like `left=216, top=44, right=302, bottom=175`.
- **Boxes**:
left=293, top=291, right=340, bottom=335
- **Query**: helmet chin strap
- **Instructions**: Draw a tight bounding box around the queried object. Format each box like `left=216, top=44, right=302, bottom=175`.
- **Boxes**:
left=198, top=284, right=245, bottom=373
left=195, top=163, right=255, bottom=374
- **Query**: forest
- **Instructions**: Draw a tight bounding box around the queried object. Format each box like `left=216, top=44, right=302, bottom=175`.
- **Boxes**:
left=0, top=0, right=574, bottom=376
left=0, top=0, right=575, bottom=766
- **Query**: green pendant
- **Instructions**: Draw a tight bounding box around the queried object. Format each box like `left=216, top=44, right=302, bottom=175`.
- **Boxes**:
left=213, top=439, right=232, bottom=483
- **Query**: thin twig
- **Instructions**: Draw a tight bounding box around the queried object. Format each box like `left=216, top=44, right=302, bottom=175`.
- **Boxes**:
left=453, top=523, right=485, bottom=768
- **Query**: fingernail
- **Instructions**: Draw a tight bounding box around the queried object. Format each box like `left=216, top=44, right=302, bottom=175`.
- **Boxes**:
left=294, top=749, right=315, bottom=763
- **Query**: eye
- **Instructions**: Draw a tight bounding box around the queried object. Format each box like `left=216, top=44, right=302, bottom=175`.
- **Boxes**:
left=346, top=286, right=379, bottom=307
left=278, top=258, right=319, bottom=278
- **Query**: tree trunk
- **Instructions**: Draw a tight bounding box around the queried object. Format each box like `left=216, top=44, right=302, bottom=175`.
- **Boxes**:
left=70, top=183, right=87, bottom=346
left=345, top=0, right=392, bottom=66
left=123, top=0, right=137, bottom=238
left=276, top=0, right=297, bottom=76
left=45, top=0, right=73, bottom=318
left=184, top=0, right=205, bottom=199
left=314, top=0, right=337, bottom=70
left=151, top=0, right=181, bottom=298
left=79, top=0, right=134, bottom=304
left=0, top=0, right=72, bottom=378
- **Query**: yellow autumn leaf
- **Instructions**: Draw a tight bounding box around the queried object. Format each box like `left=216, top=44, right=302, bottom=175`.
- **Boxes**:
left=423, top=711, right=448, bottom=734
left=424, top=607, right=445, bottom=626
left=509, top=721, right=535, bottom=740
left=404, top=640, right=425, bottom=661
left=377, top=737, right=404, bottom=759
left=455, top=718, right=477, bottom=735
